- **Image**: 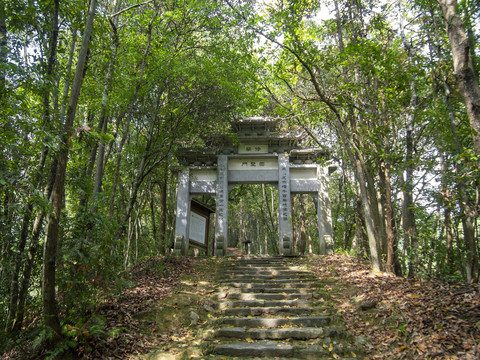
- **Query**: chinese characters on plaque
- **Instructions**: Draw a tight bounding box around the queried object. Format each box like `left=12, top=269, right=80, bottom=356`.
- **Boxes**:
left=217, top=163, right=227, bottom=221
left=279, top=165, right=289, bottom=222
left=238, top=144, right=268, bottom=154
left=241, top=161, right=266, bottom=168
left=229, top=158, right=278, bottom=170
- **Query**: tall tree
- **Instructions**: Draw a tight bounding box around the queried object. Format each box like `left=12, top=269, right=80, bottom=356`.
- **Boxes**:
left=42, top=0, right=97, bottom=339
left=439, top=0, right=480, bottom=153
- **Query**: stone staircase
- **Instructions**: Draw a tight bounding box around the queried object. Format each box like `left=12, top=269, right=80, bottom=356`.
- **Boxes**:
left=202, top=256, right=362, bottom=359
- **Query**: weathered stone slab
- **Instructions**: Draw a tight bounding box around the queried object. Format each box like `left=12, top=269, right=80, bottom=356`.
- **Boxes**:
left=221, top=269, right=310, bottom=275
left=217, top=326, right=327, bottom=340
left=217, top=299, right=311, bottom=310
left=220, top=278, right=317, bottom=285
left=219, top=315, right=331, bottom=329
left=218, top=292, right=313, bottom=300
left=213, top=342, right=294, bottom=358
left=223, top=306, right=313, bottom=316
left=219, top=273, right=314, bottom=280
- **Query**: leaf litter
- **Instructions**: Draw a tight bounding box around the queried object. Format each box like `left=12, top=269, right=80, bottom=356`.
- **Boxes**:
left=309, top=254, right=480, bottom=359
left=77, top=256, right=196, bottom=359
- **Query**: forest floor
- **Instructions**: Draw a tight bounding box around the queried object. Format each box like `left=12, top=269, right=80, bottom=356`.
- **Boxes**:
left=4, top=253, right=480, bottom=359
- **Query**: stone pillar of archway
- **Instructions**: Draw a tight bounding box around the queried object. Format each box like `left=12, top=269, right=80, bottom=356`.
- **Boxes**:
left=215, top=155, right=228, bottom=256
left=278, top=154, right=292, bottom=255
left=174, top=170, right=191, bottom=255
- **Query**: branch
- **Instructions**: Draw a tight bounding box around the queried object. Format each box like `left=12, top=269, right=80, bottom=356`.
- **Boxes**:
left=223, top=0, right=341, bottom=121
left=110, top=0, right=153, bottom=18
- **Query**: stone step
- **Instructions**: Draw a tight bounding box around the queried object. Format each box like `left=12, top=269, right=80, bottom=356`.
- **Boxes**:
left=216, top=326, right=331, bottom=340
left=223, top=306, right=315, bottom=316
left=217, top=299, right=311, bottom=310
left=219, top=315, right=331, bottom=328
left=223, top=265, right=304, bottom=270
left=217, top=292, right=314, bottom=300
left=203, top=356, right=306, bottom=360
left=220, top=278, right=317, bottom=285
left=219, top=273, right=314, bottom=281
left=222, top=268, right=310, bottom=275
left=206, top=257, right=362, bottom=359
left=220, top=266, right=297, bottom=272
left=226, top=260, right=296, bottom=266
left=217, top=287, right=315, bottom=294
left=212, top=342, right=296, bottom=358
left=212, top=341, right=357, bottom=359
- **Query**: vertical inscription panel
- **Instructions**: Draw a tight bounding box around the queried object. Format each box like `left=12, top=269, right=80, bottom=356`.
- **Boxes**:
left=278, top=154, right=292, bottom=254
left=215, top=155, right=228, bottom=255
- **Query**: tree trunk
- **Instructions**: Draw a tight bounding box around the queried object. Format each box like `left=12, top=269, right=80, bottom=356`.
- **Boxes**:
left=109, top=20, right=153, bottom=217
left=403, top=129, right=419, bottom=278
left=355, top=157, right=383, bottom=271
left=297, top=195, right=307, bottom=255
left=0, top=0, right=6, bottom=101
left=334, top=0, right=345, bottom=53
left=262, top=184, right=277, bottom=254
left=439, top=0, right=480, bottom=153
left=439, top=152, right=455, bottom=274
left=124, top=211, right=133, bottom=269
left=443, top=78, right=478, bottom=282
left=291, top=197, right=297, bottom=253
left=58, top=29, right=77, bottom=123
left=92, top=4, right=121, bottom=202
left=12, top=158, right=57, bottom=333
left=5, top=0, right=60, bottom=329
left=150, top=190, right=157, bottom=248
left=42, top=0, right=97, bottom=340
left=6, top=149, right=50, bottom=332
left=379, top=159, right=396, bottom=274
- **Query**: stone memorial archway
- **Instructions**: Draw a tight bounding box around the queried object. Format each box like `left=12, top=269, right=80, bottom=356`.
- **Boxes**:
left=173, top=117, right=333, bottom=256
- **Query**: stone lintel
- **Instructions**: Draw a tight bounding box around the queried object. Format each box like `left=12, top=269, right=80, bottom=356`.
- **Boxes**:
left=190, top=181, right=216, bottom=194
left=290, top=180, right=319, bottom=193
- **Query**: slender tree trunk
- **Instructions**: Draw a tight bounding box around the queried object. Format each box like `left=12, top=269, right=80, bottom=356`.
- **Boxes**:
left=443, top=79, right=478, bottom=282
left=439, top=152, right=455, bottom=274
left=6, top=150, right=50, bottom=332
left=135, top=215, right=140, bottom=263
left=42, top=0, right=97, bottom=340
left=439, top=0, right=480, bottom=154
left=0, top=0, right=7, bottom=102
left=150, top=191, right=157, bottom=247
left=109, top=21, right=153, bottom=217
left=403, top=129, right=419, bottom=277
left=261, top=185, right=277, bottom=254
left=12, top=158, right=57, bottom=333
left=6, top=0, right=60, bottom=331
left=379, top=159, right=396, bottom=274
left=92, top=5, right=121, bottom=202
left=334, top=0, right=345, bottom=53
left=355, top=158, right=382, bottom=271
left=124, top=211, right=133, bottom=269
left=291, top=197, right=297, bottom=253
left=297, top=195, right=307, bottom=255
left=57, top=30, right=77, bottom=123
